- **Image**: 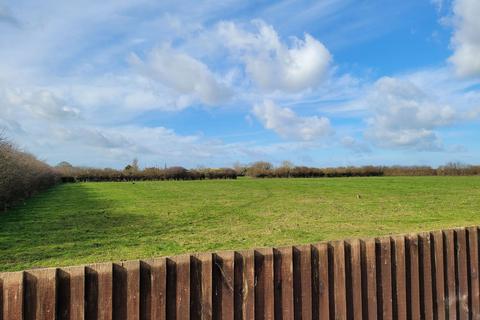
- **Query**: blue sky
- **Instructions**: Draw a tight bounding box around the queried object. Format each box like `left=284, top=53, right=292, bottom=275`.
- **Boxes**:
left=0, top=0, right=479, bottom=168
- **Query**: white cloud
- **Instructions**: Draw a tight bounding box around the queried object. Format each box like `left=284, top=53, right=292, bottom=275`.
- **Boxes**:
left=253, top=100, right=331, bottom=141
left=130, top=45, right=231, bottom=108
left=449, top=0, right=480, bottom=77
left=1, top=88, right=80, bottom=123
left=218, top=20, right=332, bottom=93
left=365, top=77, right=458, bottom=150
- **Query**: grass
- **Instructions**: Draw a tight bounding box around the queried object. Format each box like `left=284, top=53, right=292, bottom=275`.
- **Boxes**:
left=1, top=176, right=480, bottom=271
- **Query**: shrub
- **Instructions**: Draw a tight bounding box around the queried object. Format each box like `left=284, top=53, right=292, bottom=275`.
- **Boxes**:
left=0, top=136, right=60, bottom=210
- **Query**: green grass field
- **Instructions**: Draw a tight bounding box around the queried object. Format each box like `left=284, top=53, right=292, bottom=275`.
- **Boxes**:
left=1, top=176, right=480, bottom=271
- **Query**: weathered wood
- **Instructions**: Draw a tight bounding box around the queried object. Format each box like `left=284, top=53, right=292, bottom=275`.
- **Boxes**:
left=467, top=227, right=480, bottom=319
left=140, top=258, right=166, bottom=320
left=191, top=253, right=212, bottom=320
left=407, top=234, right=421, bottom=320
left=431, top=231, right=446, bottom=320
left=347, top=239, right=362, bottom=320
left=234, top=250, right=255, bottom=320
left=24, top=268, right=57, bottom=320
left=379, top=237, right=393, bottom=319
left=363, top=238, right=377, bottom=320
left=392, top=236, right=407, bottom=320
left=332, top=241, right=346, bottom=319
left=312, top=243, right=329, bottom=320
left=0, top=272, right=23, bottom=320
left=85, top=263, right=113, bottom=320
left=293, top=245, right=312, bottom=320
left=166, top=255, right=190, bottom=320
left=444, top=229, right=457, bottom=319
left=57, top=266, right=85, bottom=320
left=255, top=248, right=274, bottom=320
left=419, top=233, right=434, bottom=320
left=456, top=228, right=469, bottom=319
left=274, top=247, right=294, bottom=320
left=213, top=251, right=234, bottom=320
left=113, top=260, right=140, bottom=320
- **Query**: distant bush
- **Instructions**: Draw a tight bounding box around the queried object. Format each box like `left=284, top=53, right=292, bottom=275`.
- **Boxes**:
left=0, top=135, right=60, bottom=210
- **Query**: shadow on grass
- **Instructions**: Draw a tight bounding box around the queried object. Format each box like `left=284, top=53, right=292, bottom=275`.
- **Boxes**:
left=0, top=183, right=152, bottom=271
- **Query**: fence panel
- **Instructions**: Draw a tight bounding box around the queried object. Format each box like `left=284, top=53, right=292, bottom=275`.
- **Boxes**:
left=2, top=226, right=480, bottom=319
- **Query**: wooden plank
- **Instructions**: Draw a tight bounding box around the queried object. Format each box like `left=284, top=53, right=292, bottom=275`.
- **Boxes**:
left=348, top=239, right=362, bottom=320
left=191, top=253, right=212, bottom=320
left=456, top=228, right=469, bottom=319
left=363, top=238, right=377, bottom=320
left=431, top=231, right=446, bottom=320
left=24, top=268, right=57, bottom=320
left=255, top=248, right=274, bottom=320
left=392, top=236, right=407, bottom=320
left=57, top=266, right=85, bottom=320
left=313, top=243, right=329, bottom=320
left=1, top=272, right=23, bottom=320
left=407, top=234, right=421, bottom=320
left=293, top=245, right=312, bottom=320
left=379, top=237, right=393, bottom=319
left=419, top=233, right=434, bottom=320
left=332, top=241, right=346, bottom=319
left=273, top=247, right=294, bottom=320
left=444, top=229, right=457, bottom=319
left=467, top=227, right=480, bottom=319
left=125, top=261, right=141, bottom=320
left=175, top=255, right=191, bottom=320
left=140, top=258, right=166, bottom=320
left=234, top=250, right=255, bottom=320
left=213, top=251, right=235, bottom=320
left=85, top=263, right=113, bottom=320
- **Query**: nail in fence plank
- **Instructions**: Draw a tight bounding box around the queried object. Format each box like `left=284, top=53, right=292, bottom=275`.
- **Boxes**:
left=363, top=238, right=377, bottom=320
left=24, top=268, right=56, bottom=320
left=166, top=255, right=190, bottom=320
left=444, top=229, right=457, bottom=319
left=393, top=236, right=407, bottom=320
left=332, top=241, right=346, bottom=319
left=273, top=247, right=294, bottom=320
left=113, top=261, right=140, bottom=320
left=467, top=227, right=480, bottom=319
left=348, top=239, right=363, bottom=320
left=293, top=245, right=312, bottom=320
left=419, top=233, right=434, bottom=320
left=431, top=231, right=446, bottom=320
left=313, top=243, right=329, bottom=320
left=57, top=266, right=85, bottom=320
left=255, top=248, right=274, bottom=320
left=234, top=250, right=255, bottom=320
left=456, top=228, right=469, bottom=319
left=213, top=252, right=234, bottom=320
left=1, top=272, right=23, bottom=320
left=407, top=234, right=421, bottom=320
left=85, top=263, right=113, bottom=320
left=379, top=237, right=393, bottom=319
left=191, top=253, right=212, bottom=320
left=140, top=258, right=166, bottom=320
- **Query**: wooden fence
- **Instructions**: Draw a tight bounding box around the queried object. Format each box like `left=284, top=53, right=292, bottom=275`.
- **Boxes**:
left=1, top=226, right=480, bottom=319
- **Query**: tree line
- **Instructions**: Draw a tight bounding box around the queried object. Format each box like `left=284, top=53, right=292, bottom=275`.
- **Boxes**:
left=236, top=161, right=480, bottom=178
left=56, top=163, right=237, bottom=182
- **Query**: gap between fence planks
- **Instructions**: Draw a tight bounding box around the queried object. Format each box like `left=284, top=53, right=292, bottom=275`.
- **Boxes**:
left=1, top=226, right=480, bottom=319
